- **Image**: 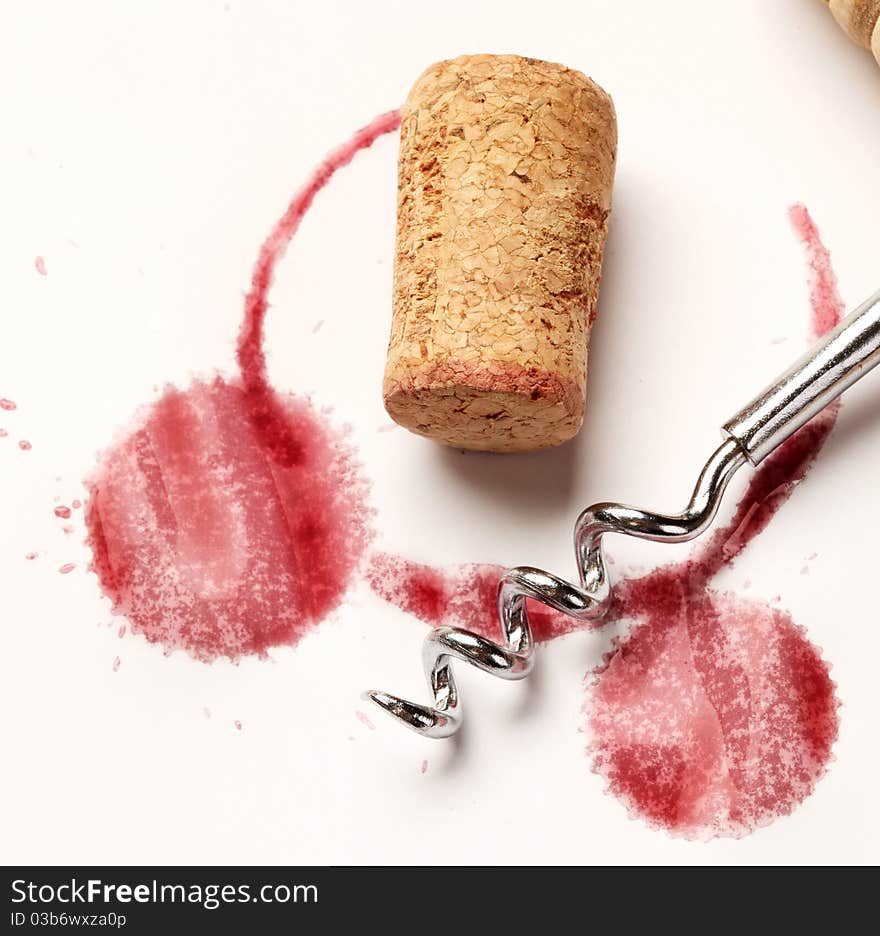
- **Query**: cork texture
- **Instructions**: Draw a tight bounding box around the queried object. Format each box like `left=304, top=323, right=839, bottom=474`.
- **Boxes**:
left=826, top=0, right=880, bottom=47
left=823, top=0, right=880, bottom=62
left=384, top=54, right=617, bottom=452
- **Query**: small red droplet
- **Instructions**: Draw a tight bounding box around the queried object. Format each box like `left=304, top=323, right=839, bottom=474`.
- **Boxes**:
left=234, top=720, right=242, bottom=731
left=0, top=398, right=17, bottom=411
left=113, top=656, right=121, bottom=672
left=25, top=552, right=37, bottom=560
left=54, top=505, right=72, bottom=519
left=0, top=429, right=7, bottom=438
left=118, top=624, right=126, bottom=638
left=35, top=256, right=47, bottom=276
left=18, top=440, right=32, bottom=451
left=58, top=562, right=76, bottom=574
left=355, top=710, right=375, bottom=730
left=72, top=499, right=82, bottom=509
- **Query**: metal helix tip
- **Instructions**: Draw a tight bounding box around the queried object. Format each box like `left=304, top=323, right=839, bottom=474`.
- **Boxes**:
left=364, top=690, right=458, bottom=738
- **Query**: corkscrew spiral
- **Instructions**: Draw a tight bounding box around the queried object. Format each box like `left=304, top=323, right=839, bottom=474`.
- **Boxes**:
left=366, top=438, right=747, bottom=738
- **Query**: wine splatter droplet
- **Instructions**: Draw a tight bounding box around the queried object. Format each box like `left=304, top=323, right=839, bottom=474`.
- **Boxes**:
left=113, top=656, right=121, bottom=672
left=54, top=505, right=72, bottom=519
left=18, top=440, right=32, bottom=451
left=58, top=562, right=76, bottom=574
left=0, top=399, right=17, bottom=411
left=35, top=256, right=47, bottom=276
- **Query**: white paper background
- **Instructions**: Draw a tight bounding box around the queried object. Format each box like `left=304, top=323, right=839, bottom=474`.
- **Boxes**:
left=1, top=0, right=879, bottom=865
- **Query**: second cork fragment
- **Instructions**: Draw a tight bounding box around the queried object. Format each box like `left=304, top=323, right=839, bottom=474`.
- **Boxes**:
left=384, top=54, right=617, bottom=452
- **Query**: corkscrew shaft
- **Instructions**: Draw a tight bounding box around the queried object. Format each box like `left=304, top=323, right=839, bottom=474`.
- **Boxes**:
left=368, top=288, right=880, bottom=739
left=725, top=289, right=880, bottom=464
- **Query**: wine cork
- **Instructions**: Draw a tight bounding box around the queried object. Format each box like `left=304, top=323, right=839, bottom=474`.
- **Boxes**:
left=822, top=0, right=880, bottom=64
left=384, top=54, right=617, bottom=452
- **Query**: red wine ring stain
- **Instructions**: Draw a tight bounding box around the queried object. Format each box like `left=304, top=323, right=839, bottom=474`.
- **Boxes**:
left=85, top=112, right=401, bottom=662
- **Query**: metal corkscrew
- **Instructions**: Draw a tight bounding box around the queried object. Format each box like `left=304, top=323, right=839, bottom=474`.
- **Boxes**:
left=367, top=289, right=880, bottom=738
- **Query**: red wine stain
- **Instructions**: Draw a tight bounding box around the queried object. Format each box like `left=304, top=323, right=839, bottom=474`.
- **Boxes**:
left=0, top=399, right=16, bottom=411
left=367, top=552, right=581, bottom=643
left=369, top=204, right=843, bottom=839
left=58, top=563, right=76, bottom=575
left=18, top=440, right=32, bottom=451
left=35, top=256, right=47, bottom=276
left=0, top=429, right=7, bottom=439
left=84, top=111, right=401, bottom=662
left=62, top=524, right=75, bottom=535
left=54, top=505, right=72, bottom=519
left=112, top=656, right=121, bottom=672
left=25, top=552, right=38, bottom=561
left=789, top=203, right=842, bottom=337
left=234, top=719, right=243, bottom=731
left=72, top=499, right=82, bottom=510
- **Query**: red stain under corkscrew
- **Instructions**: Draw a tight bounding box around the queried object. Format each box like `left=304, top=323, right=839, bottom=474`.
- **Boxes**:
left=370, top=204, right=842, bottom=839
left=84, top=110, right=401, bottom=662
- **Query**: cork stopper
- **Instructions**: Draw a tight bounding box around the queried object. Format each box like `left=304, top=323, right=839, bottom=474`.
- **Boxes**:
left=384, top=54, right=617, bottom=452
left=822, top=0, right=880, bottom=63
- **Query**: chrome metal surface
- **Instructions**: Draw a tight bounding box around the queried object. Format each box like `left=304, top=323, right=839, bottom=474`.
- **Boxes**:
left=367, top=288, right=880, bottom=739
left=725, top=289, right=880, bottom=464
